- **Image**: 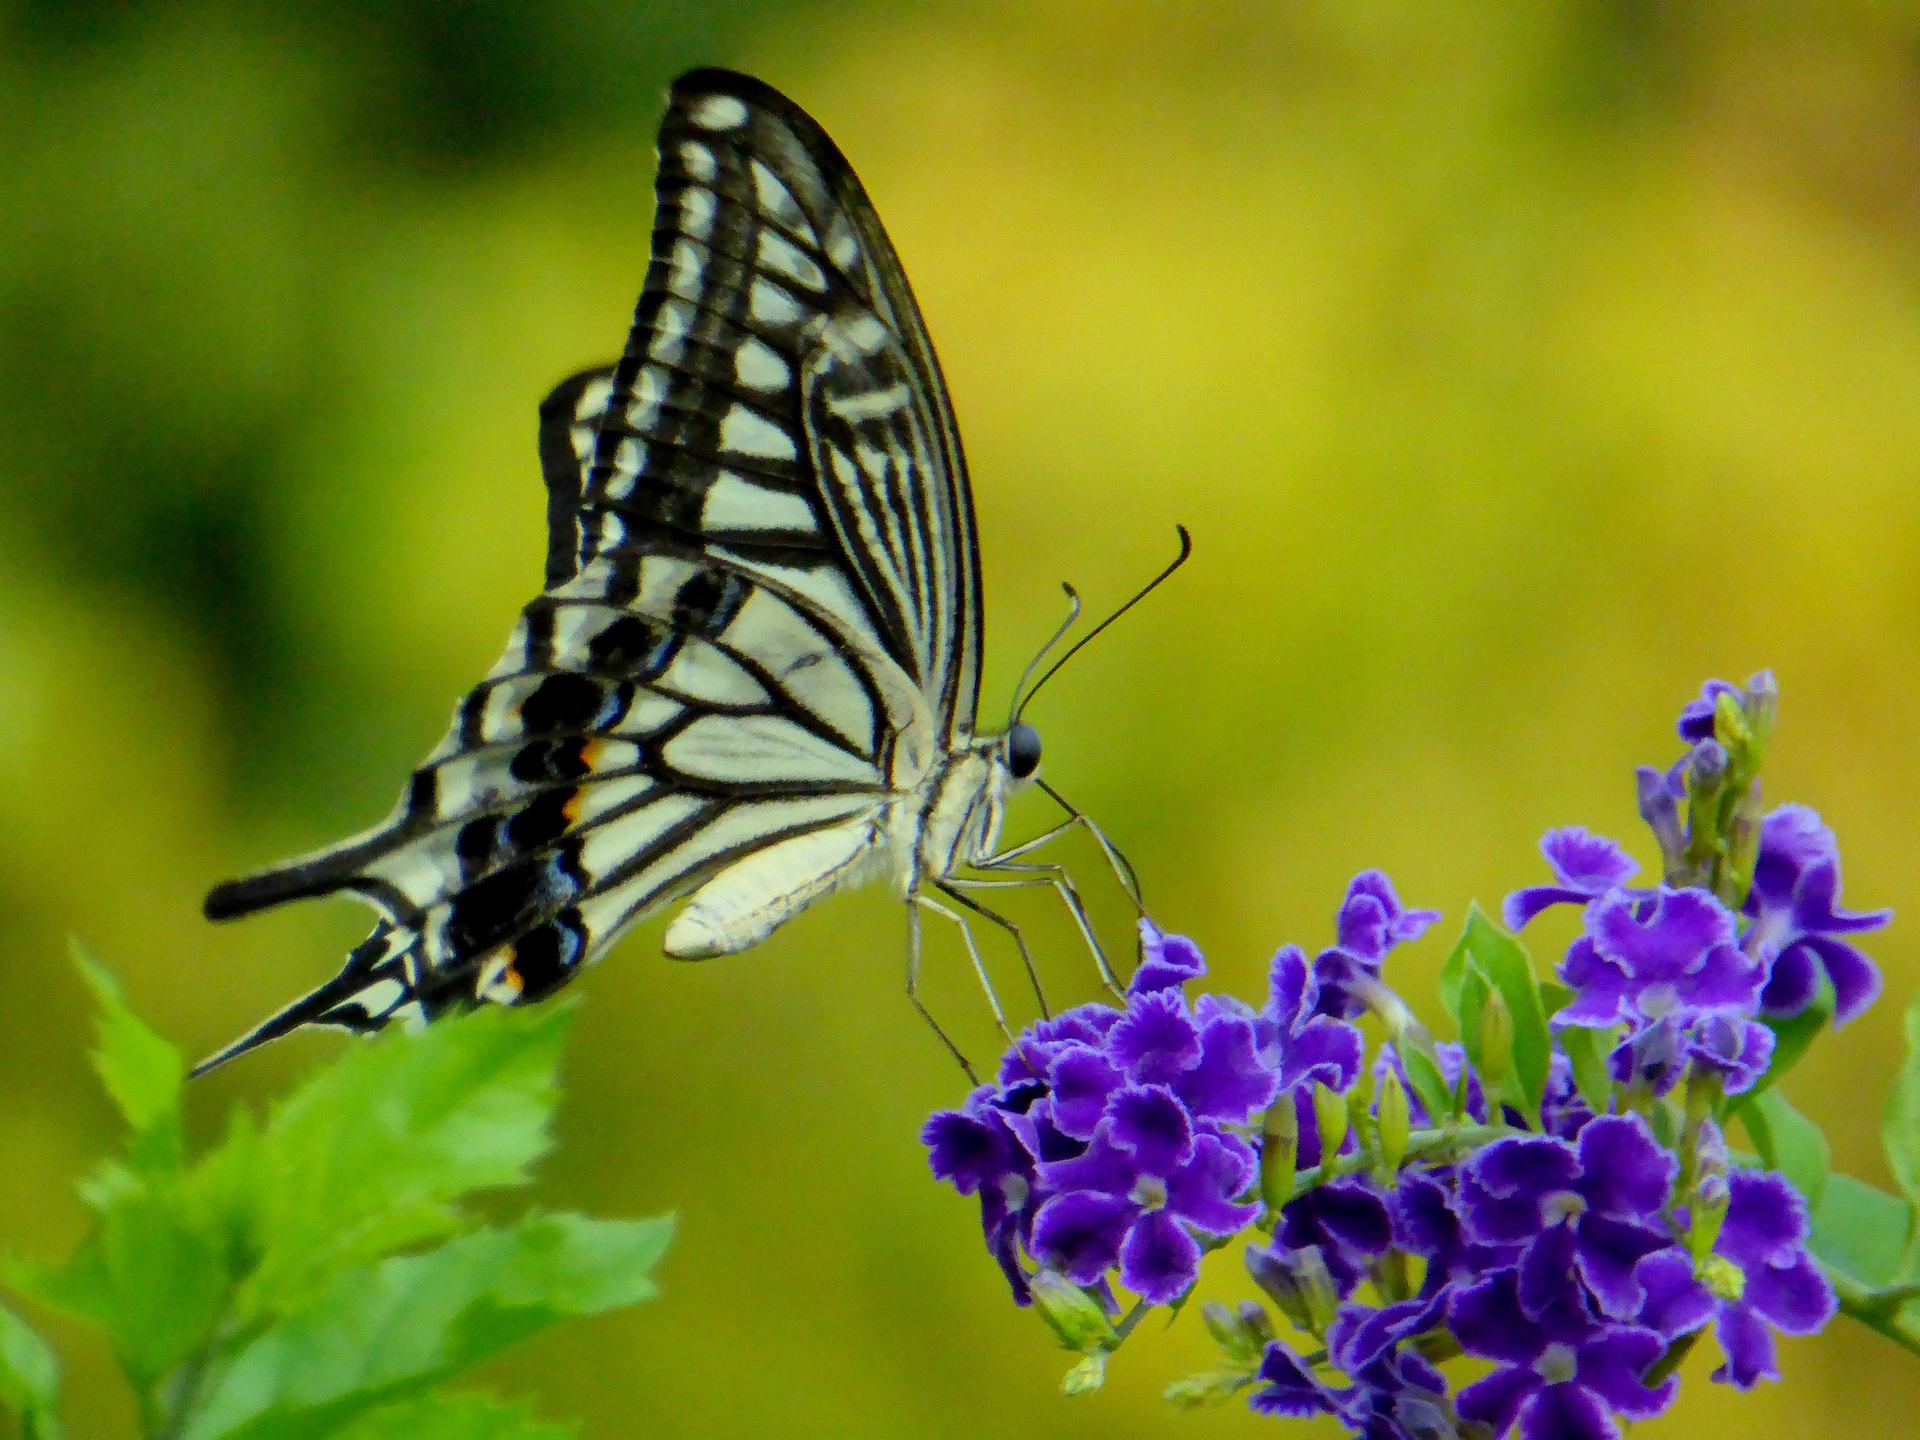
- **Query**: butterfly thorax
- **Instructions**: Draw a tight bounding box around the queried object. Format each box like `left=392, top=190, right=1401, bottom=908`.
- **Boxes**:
left=887, top=733, right=1018, bottom=896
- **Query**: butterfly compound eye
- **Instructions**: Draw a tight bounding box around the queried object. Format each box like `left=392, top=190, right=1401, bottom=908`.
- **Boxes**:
left=1007, top=723, right=1042, bottom=780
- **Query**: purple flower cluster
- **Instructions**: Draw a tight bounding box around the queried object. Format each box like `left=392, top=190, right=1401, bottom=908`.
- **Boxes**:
left=1248, top=1112, right=1834, bottom=1439
left=1504, top=678, right=1890, bottom=1104
left=923, top=676, right=1868, bottom=1437
left=924, top=874, right=1431, bottom=1307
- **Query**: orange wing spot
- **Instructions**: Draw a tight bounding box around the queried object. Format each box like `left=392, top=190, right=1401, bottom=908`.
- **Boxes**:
left=477, top=949, right=525, bottom=1003
left=581, top=737, right=608, bottom=772
left=562, top=789, right=585, bottom=825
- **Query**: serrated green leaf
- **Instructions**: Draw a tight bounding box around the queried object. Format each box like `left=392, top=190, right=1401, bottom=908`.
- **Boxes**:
left=238, top=1004, right=575, bottom=1320
left=1809, top=1172, right=1918, bottom=1292
left=1883, top=994, right=1920, bottom=1208
left=1741, top=1088, right=1830, bottom=1212
left=1557, top=1026, right=1618, bottom=1115
left=72, top=944, right=184, bottom=1170
left=0, top=1301, right=62, bottom=1440
left=7, top=1176, right=231, bottom=1391
left=1460, top=906, right=1551, bottom=1126
left=319, top=1393, right=574, bottom=1440
left=184, top=1211, right=673, bottom=1440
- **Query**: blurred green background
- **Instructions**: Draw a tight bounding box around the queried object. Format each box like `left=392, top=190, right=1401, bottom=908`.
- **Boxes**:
left=4, top=0, right=1920, bottom=1434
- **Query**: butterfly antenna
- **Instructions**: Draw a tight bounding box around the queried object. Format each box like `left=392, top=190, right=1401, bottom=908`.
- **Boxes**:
left=1008, top=585, right=1084, bottom=728
left=1013, top=525, right=1192, bottom=724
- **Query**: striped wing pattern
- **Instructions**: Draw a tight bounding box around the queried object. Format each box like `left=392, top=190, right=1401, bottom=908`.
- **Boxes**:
left=198, top=69, right=982, bottom=1070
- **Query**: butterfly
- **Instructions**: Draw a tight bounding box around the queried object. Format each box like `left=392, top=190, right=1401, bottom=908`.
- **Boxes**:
left=198, top=67, right=1178, bottom=1079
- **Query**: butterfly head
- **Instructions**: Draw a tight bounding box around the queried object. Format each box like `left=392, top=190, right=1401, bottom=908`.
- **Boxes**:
left=1005, top=722, right=1043, bottom=783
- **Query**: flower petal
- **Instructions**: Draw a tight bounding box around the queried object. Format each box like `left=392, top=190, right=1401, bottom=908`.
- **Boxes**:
left=1635, top=1249, right=1715, bottom=1340
left=1167, top=1132, right=1259, bottom=1236
left=1742, top=1251, right=1837, bottom=1337
left=1030, top=1191, right=1134, bottom=1283
left=1576, top=1115, right=1675, bottom=1220
left=1046, top=1044, right=1123, bottom=1141
left=1176, top=1013, right=1278, bottom=1123
left=1107, top=990, right=1202, bottom=1084
left=1804, top=934, right=1883, bottom=1027
left=1132, top=919, right=1206, bottom=994
left=1710, top=1300, right=1781, bottom=1390
left=1456, top=1366, right=1539, bottom=1435
left=1105, top=1084, right=1195, bottom=1174
left=1450, top=1271, right=1548, bottom=1365
left=1117, top=1208, right=1202, bottom=1303
left=1519, top=1383, right=1620, bottom=1440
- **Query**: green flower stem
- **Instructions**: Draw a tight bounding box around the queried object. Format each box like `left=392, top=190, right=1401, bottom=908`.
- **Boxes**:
left=1830, top=1272, right=1920, bottom=1360
left=1289, top=1123, right=1518, bottom=1192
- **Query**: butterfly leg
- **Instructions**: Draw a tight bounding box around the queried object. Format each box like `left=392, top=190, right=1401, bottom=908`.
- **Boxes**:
left=988, top=809, right=1144, bottom=915
left=907, top=899, right=979, bottom=1084
left=934, top=879, right=1049, bottom=1021
left=915, top=891, right=1016, bottom=1046
left=959, top=859, right=1124, bottom=1001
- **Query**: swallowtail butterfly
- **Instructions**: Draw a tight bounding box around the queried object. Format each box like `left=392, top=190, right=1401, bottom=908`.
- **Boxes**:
left=199, top=67, right=1167, bottom=1077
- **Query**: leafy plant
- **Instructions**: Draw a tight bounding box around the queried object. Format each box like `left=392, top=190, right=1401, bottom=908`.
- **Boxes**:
left=0, top=949, right=672, bottom=1440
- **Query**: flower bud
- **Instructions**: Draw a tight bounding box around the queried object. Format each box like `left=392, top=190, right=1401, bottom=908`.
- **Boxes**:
left=1200, top=1299, right=1269, bottom=1364
left=1724, top=779, right=1764, bottom=908
left=1313, top=1082, right=1349, bottom=1166
left=1164, top=1369, right=1249, bottom=1409
left=1246, top=1241, right=1340, bottom=1338
left=1712, top=689, right=1753, bottom=754
left=1029, top=1270, right=1118, bottom=1356
left=1636, top=764, right=1687, bottom=879
left=1061, top=1353, right=1107, bottom=1396
left=1237, top=1300, right=1277, bottom=1348
left=1686, top=738, right=1728, bottom=796
left=1475, top=986, right=1515, bottom=1095
left=1743, top=669, right=1779, bottom=753
left=1374, top=1066, right=1411, bottom=1177
left=1260, top=1095, right=1299, bottom=1217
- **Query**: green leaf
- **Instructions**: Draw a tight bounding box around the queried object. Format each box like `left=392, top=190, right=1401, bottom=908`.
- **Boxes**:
left=7, top=1177, right=232, bottom=1392
left=1437, top=928, right=1472, bottom=1027
left=1456, top=961, right=1493, bottom=1115
left=1809, top=1172, right=1918, bottom=1292
left=1740, top=1088, right=1831, bottom=1212
left=184, top=1212, right=673, bottom=1440
left=0, top=1302, right=62, bottom=1440
left=238, top=1004, right=575, bottom=1320
left=1557, top=1025, right=1617, bottom=1114
left=72, top=944, right=184, bottom=1170
left=320, top=1393, right=573, bottom=1440
left=1536, top=979, right=1574, bottom=1023
left=1730, top=985, right=1833, bottom=1114
left=1394, top=1025, right=1455, bottom=1129
left=1883, top=994, right=1920, bottom=1208
left=1458, top=905, right=1552, bottom=1126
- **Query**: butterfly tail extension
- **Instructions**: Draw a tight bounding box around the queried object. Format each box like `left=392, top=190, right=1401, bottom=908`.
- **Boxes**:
left=188, top=923, right=436, bottom=1077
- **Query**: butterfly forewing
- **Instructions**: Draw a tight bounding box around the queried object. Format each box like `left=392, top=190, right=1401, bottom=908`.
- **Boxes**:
left=196, top=68, right=989, bottom=1071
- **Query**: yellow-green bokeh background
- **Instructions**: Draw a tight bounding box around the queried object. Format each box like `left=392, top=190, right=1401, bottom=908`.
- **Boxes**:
left=4, top=2, right=1919, bottom=1434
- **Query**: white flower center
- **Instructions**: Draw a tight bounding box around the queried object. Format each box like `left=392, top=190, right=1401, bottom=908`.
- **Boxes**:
left=1639, top=982, right=1679, bottom=1018
left=1541, top=1190, right=1587, bottom=1226
left=1000, top=1174, right=1030, bottom=1211
left=1533, top=1343, right=1578, bottom=1385
left=1130, top=1175, right=1169, bottom=1211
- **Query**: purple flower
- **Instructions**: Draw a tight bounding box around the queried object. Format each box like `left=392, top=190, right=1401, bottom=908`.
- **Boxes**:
left=1677, top=679, right=1743, bottom=743
left=1450, top=1270, right=1678, bottom=1440
left=1313, top=871, right=1441, bottom=1020
left=1743, top=805, right=1891, bottom=1026
left=1556, top=888, right=1763, bottom=1030
left=1251, top=1296, right=1455, bottom=1437
left=1606, top=1012, right=1773, bottom=1098
left=1260, top=945, right=1366, bottom=1094
left=997, top=1002, right=1121, bottom=1087
left=1274, top=1179, right=1395, bottom=1299
left=1390, top=1165, right=1517, bottom=1299
left=923, top=1088, right=1044, bottom=1301
left=1460, top=1117, right=1676, bottom=1320
left=1540, top=1052, right=1597, bottom=1140
left=1132, top=918, right=1209, bottom=994
left=1030, top=1085, right=1257, bottom=1303
left=1504, top=828, right=1642, bottom=931
left=1636, top=1170, right=1837, bottom=1389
